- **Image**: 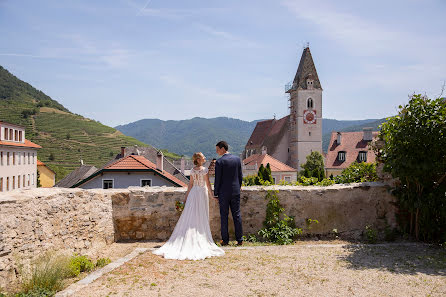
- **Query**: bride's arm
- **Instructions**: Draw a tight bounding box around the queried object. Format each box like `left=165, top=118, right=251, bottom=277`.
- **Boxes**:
left=184, top=175, right=194, bottom=202
left=205, top=173, right=216, bottom=200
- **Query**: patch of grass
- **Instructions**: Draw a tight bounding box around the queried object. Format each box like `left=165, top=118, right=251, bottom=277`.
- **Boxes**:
left=68, top=255, right=94, bottom=277
left=96, top=258, right=112, bottom=268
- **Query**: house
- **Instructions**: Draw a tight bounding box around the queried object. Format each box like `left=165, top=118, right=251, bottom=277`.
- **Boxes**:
left=325, top=128, right=378, bottom=177
left=243, top=46, right=323, bottom=171
left=0, top=121, right=41, bottom=192
left=118, top=146, right=189, bottom=185
left=243, top=147, right=298, bottom=184
left=37, top=160, right=55, bottom=187
left=55, top=162, right=98, bottom=188
left=71, top=153, right=187, bottom=189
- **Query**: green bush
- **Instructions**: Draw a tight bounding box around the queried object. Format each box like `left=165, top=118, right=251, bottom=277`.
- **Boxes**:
left=68, top=255, right=94, bottom=277
left=334, top=162, right=378, bottom=184
left=258, top=190, right=302, bottom=245
left=315, top=178, right=335, bottom=186
left=14, top=287, right=55, bottom=297
left=299, top=176, right=318, bottom=186
left=20, top=252, right=70, bottom=294
left=95, top=258, right=111, bottom=268
left=300, top=151, right=325, bottom=181
left=365, top=225, right=378, bottom=244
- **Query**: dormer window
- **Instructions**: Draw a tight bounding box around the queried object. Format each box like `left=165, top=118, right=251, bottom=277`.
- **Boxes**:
left=338, top=151, right=346, bottom=162
left=307, top=98, right=314, bottom=109
left=358, top=151, right=367, bottom=162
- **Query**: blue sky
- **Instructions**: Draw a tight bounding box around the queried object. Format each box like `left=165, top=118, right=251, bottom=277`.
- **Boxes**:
left=1, top=0, right=445, bottom=127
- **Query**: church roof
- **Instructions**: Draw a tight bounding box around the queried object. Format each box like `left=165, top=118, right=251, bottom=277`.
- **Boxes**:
left=292, top=47, right=322, bottom=90
left=243, top=153, right=296, bottom=172
left=245, top=116, right=289, bottom=155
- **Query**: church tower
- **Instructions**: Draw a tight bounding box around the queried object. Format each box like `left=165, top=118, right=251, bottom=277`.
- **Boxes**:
left=286, top=46, right=323, bottom=171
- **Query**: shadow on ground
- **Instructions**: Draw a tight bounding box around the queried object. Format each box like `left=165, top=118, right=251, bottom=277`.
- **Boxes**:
left=340, top=243, right=446, bottom=276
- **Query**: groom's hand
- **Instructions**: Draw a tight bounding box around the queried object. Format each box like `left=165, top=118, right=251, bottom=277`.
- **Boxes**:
left=213, top=196, right=219, bottom=201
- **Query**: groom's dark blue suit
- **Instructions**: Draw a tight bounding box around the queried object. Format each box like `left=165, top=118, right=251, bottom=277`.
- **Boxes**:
left=214, top=153, right=243, bottom=243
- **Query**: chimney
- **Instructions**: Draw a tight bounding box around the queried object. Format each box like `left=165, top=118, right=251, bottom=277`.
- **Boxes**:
left=120, top=147, right=125, bottom=158
left=363, top=127, right=373, bottom=141
left=337, top=132, right=342, bottom=145
left=180, top=156, right=185, bottom=174
left=261, top=146, right=267, bottom=155
left=157, top=151, right=164, bottom=172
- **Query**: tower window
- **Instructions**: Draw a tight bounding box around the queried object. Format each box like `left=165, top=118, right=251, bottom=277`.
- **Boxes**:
left=307, top=98, right=314, bottom=109
left=309, top=132, right=311, bottom=136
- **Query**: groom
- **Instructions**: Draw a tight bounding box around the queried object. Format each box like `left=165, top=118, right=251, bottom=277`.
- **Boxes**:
left=213, top=140, right=243, bottom=246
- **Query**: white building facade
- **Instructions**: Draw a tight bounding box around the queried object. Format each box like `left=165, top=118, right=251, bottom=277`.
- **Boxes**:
left=0, top=121, right=41, bottom=192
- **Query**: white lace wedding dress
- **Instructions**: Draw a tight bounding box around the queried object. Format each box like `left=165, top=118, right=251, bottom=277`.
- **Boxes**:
left=152, top=167, right=225, bottom=260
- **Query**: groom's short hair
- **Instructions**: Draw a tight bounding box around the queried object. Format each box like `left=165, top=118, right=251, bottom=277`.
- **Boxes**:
left=216, top=141, right=228, bottom=151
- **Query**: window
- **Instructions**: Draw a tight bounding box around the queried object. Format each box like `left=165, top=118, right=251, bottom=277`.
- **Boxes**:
left=0, top=177, right=2, bottom=192
left=19, top=131, right=22, bottom=142
left=13, top=152, right=15, bottom=165
left=309, top=132, right=311, bottom=136
left=272, top=177, right=276, bottom=184
left=28, top=174, right=30, bottom=186
left=307, top=98, right=314, bottom=109
left=6, top=177, right=9, bottom=191
left=4, top=128, right=8, bottom=140
left=103, top=180, right=113, bottom=189
left=23, top=174, right=25, bottom=187
left=9, top=129, right=13, bottom=141
left=284, top=176, right=291, bottom=182
left=15, top=130, right=18, bottom=141
left=18, top=152, right=21, bottom=165
left=32, top=173, right=34, bottom=185
left=12, top=176, right=15, bottom=189
left=32, top=153, right=35, bottom=164
left=0, top=152, right=2, bottom=165
left=7, top=152, right=9, bottom=165
left=28, top=153, right=30, bottom=164
left=338, top=151, right=346, bottom=162
left=141, top=179, right=152, bottom=187
left=358, top=151, right=367, bottom=162
left=18, top=175, right=20, bottom=188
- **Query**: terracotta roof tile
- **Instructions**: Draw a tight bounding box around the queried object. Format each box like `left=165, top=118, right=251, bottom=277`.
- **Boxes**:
left=243, top=153, right=296, bottom=172
left=325, top=131, right=378, bottom=169
left=0, top=139, right=41, bottom=149
left=105, top=155, right=187, bottom=187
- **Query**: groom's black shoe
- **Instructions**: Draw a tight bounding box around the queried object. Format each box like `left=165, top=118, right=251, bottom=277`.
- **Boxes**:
left=237, top=241, right=243, bottom=246
left=220, top=240, right=229, bottom=246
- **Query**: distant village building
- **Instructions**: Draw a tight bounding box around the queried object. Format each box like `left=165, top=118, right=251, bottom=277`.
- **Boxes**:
left=325, top=128, right=378, bottom=177
left=37, top=160, right=55, bottom=187
left=55, top=162, right=98, bottom=188
left=72, top=154, right=187, bottom=189
left=0, top=121, right=41, bottom=192
left=243, top=46, right=323, bottom=172
left=243, top=147, right=298, bottom=183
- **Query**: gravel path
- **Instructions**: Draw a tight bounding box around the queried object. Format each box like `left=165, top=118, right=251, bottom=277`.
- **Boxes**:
left=73, top=241, right=446, bottom=297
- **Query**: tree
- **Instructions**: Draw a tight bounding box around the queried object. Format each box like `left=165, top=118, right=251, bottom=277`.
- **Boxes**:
left=37, top=170, right=42, bottom=188
left=301, top=151, right=325, bottom=181
left=265, top=163, right=274, bottom=184
left=375, top=94, right=446, bottom=242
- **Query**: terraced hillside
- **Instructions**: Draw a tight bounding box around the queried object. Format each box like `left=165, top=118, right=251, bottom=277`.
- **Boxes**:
left=0, top=65, right=179, bottom=181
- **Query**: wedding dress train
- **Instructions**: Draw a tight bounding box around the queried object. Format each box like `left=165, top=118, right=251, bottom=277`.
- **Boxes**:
left=153, top=167, right=225, bottom=260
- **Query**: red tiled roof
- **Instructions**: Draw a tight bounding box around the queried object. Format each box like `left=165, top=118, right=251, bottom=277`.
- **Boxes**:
left=325, top=131, right=378, bottom=169
left=105, top=155, right=187, bottom=187
left=0, top=139, right=42, bottom=149
left=243, top=153, right=296, bottom=172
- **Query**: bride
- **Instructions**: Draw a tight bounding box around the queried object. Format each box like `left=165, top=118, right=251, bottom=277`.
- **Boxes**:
left=153, top=152, right=225, bottom=260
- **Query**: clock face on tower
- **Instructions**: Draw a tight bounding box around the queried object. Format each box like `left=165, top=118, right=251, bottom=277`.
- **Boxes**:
left=303, top=110, right=316, bottom=124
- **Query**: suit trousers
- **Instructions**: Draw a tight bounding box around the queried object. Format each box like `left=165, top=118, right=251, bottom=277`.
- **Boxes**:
left=219, top=193, right=243, bottom=243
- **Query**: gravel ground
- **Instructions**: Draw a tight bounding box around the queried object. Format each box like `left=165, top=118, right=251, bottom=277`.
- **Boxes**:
left=73, top=241, right=446, bottom=297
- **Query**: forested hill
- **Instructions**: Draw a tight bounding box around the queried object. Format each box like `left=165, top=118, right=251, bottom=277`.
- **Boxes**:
left=0, top=65, right=177, bottom=181
left=116, top=117, right=387, bottom=158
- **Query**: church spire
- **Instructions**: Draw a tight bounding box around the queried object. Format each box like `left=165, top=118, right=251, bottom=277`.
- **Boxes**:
left=291, top=47, right=322, bottom=90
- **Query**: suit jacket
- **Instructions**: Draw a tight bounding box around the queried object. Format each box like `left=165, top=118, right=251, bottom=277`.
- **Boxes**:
left=214, top=153, right=243, bottom=197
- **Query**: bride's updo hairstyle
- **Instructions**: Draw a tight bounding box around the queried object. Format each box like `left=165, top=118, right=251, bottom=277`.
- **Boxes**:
left=192, top=152, right=205, bottom=166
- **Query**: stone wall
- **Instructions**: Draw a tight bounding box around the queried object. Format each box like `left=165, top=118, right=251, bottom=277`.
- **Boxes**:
left=113, top=182, right=397, bottom=241
left=0, top=183, right=397, bottom=288
left=0, top=188, right=114, bottom=288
